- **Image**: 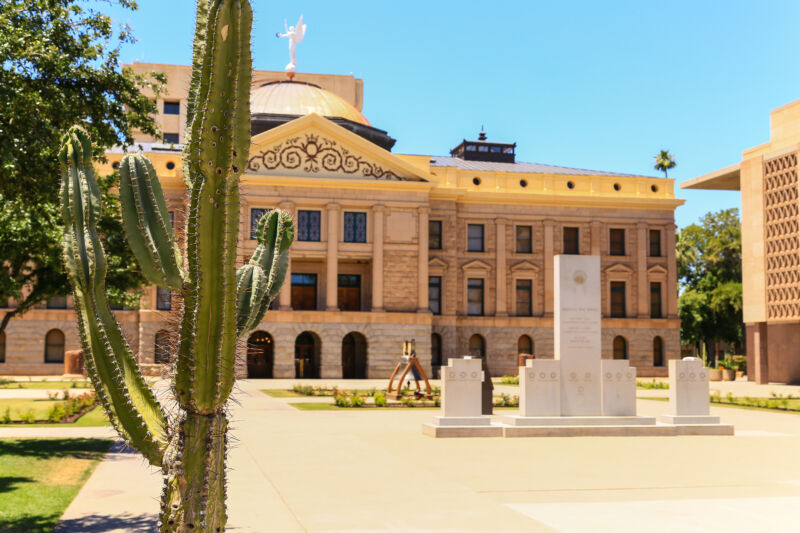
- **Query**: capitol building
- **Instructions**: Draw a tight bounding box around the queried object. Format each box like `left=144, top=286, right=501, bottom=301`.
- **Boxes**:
left=0, top=63, right=683, bottom=379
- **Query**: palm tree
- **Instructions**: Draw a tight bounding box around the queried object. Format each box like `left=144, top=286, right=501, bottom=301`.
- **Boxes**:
left=654, top=149, right=676, bottom=178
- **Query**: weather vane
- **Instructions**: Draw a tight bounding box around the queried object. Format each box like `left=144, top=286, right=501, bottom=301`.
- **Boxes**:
left=276, top=15, right=306, bottom=80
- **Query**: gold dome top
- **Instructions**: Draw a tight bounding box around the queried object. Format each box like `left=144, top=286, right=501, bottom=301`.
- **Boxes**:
left=250, top=81, right=370, bottom=126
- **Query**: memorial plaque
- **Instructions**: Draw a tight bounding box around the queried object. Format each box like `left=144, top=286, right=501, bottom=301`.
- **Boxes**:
left=601, top=360, right=636, bottom=415
left=555, top=255, right=602, bottom=415
left=519, top=359, right=561, bottom=416
left=441, top=357, right=484, bottom=418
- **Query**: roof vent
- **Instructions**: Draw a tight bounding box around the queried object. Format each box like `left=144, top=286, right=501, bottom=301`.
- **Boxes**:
left=450, top=128, right=515, bottom=163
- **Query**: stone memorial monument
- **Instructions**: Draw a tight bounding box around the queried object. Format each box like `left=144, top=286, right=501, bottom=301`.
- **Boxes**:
left=600, top=360, right=637, bottom=416
left=660, top=358, right=720, bottom=424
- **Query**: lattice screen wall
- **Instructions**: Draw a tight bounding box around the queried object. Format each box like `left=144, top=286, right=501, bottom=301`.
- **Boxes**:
left=764, top=152, right=800, bottom=320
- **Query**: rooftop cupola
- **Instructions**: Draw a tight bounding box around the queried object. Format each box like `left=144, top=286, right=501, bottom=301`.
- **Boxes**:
left=450, top=127, right=516, bottom=163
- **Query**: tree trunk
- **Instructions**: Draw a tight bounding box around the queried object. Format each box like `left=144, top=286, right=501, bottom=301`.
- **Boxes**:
left=160, top=412, right=228, bottom=532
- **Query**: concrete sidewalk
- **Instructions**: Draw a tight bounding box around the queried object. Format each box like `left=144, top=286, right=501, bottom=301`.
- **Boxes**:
left=54, top=380, right=800, bottom=532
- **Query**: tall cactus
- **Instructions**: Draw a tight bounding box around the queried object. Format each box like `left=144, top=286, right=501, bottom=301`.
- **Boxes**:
left=58, top=1, right=293, bottom=530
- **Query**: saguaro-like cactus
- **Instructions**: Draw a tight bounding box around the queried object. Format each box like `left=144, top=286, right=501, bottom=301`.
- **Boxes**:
left=58, top=1, right=292, bottom=530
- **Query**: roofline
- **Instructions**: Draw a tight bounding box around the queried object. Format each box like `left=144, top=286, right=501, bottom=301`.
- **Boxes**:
left=681, top=163, right=741, bottom=191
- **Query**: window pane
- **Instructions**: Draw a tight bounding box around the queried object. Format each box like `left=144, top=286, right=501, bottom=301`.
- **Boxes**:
left=563, top=227, right=579, bottom=254
left=516, top=225, right=532, bottom=253
left=468, top=224, right=484, bottom=252
left=156, top=288, right=172, bottom=311
left=609, top=229, right=625, bottom=256
left=467, top=278, right=484, bottom=316
left=46, top=295, right=67, bottom=309
left=154, top=331, right=171, bottom=364
left=163, top=133, right=179, bottom=144
left=45, top=330, right=65, bottom=363
left=649, top=229, right=661, bottom=257
left=516, top=279, right=532, bottom=316
left=518, top=335, right=533, bottom=355
left=429, top=221, right=442, bottom=250
left=291, top=273, right=317, bottom=310
left=163, top=101, right=180, bottom=115
left=343, top=212, right=367, bottom=243
left=431, top=334, right=442, bottom=366
left=429, top=276, right=442, bottom=315
left=613, top=336, right=627, bottom=359
left=650, top=282, right=662, bottom=318
left=653, top=337, right=664, bottom=366
left=610, top=281, right=625, bottom=317
left=250, top=208, right=270, bottom=239
left=297, top=210, right=321, bottom=242
left=338, top=274, right=361, bottom=311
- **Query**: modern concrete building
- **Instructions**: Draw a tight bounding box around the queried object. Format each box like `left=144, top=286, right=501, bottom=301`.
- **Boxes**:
left=683, top=99, right=800, bottom=384
left=0, top=63, right=683, bottom=379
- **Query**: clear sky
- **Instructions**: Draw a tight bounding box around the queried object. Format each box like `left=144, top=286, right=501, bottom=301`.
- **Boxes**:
left=97, top=0, right=800, bottom=227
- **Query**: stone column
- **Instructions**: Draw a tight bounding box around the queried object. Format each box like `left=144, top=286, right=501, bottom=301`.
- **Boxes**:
left=753, top=322, right=769, bottom=384
left=666, top=224, right=678, bottom=317
left=543, top=219, right=555, bottom=316
left=495, top=218, right=508, bottom=316
left=372, top=205, right=385, bottom=312
left=278, top=201, right=295, bottom=310
left=326, top=203, right=339, bottom=311
left=417, top=207, right=430, bottom=312
left=590, top=221, right=602, bottom=256
left=637, top=222, right=648, bottom=318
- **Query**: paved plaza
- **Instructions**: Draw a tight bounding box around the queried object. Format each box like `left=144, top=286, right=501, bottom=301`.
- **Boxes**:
left=3, top=379, right=799, bottom=532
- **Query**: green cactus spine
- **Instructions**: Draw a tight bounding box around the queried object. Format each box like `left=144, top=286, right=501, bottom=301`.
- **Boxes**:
left=58, top=1, right=293, bottom=530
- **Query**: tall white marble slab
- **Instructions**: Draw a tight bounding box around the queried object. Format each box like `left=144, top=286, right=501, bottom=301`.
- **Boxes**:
left=660, top=359, right=720, bottom=424
left=435, top=357, right=490, bottom=426
left=601, top=360, right=636, bottom=416
left=555, top=255, right=602, bottom=415
left=519, top=359, right=561, bottom=416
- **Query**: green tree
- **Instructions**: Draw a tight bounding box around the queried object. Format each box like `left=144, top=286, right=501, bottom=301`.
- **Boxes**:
left=654, top=149, right=676, bottom=178
left=0, top=0, right=164, bottom=335
left=677, top=208, right=743, bottom=366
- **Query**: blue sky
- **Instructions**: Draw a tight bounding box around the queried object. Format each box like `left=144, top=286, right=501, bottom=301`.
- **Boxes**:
left=99, top=0, right=800, bottom=227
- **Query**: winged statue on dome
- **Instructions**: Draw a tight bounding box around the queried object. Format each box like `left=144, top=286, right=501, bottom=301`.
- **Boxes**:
left=276, top=15, right=306, bottom=79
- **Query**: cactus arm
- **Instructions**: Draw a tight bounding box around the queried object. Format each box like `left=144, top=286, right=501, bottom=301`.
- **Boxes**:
left=183, top=0, right=210, bottom=188
left=235, top=210, right=293, bottom=338
left=176, top=0, right=252, bottom=414
left=118, top=153, right=185, bottom=289
left=59, top=127, right=168, bottom=466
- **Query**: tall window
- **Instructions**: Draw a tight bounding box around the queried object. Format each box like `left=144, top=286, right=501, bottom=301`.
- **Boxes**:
left=297, top=210, right=321, bottom=242
left=518, top=334, right=533, bottom=355
left=467, top=224, right=484, bottom=252
left=343, top=212, right=367, bottom=243
left=156, top=287, right=172, bottom=311
left=516, top=225, right=532, bottom=253
left=516, top=279, right=532, bottom=316
left=338, top=274, right=361, bottom=311
left=163, top=133, right=179, bottom=144
left=650, top=282, right=662, bottom=318
left=429, top=220, right=443, bottom=250
left=163, top=101, right=180, bottom=115
left=653, top=336, right=664, bottom=367
left=46, top=295, right=67, bottom=309
left=467, top=278, right=484, bottom=316
left=649, top=229, right=662, bottom=257
left=250, top=208, right=270, bottom=239
left=468, top=334, right=485, bottom=357
left=609, top=228, right=625, bottom=256
left=613, top=336, right=627, bottom=359
left=45, top=329, right=65, bottom=363
left=431, top=333, right=442, bottom=367
left=154, top=330, right=171, bottom=364
left=610, top=281, right=626, bottom=317
left=563, top=227, right=579, bottom=254
left=291, top=273, right=317, bottom=310
left=429, top=276, right=442, bottom=315
left=0, top=331, right=5, bottom=363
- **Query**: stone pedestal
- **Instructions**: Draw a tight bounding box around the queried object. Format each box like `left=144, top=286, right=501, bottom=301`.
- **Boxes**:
left=601, top=360, right=636, bottom=416
left=519, top=359, right=560, bottom=417
left=659, top=359, right=721, bottom=425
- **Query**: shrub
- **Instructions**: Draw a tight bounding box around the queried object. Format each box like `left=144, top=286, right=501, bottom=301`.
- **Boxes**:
left=48, top=405, right=67, bottom=422
left=292, top=384, right=314, bottom=396
left=61, top=390, right=70, bottom=400
left=499, top=375, right=520, bottom=385
left=47, top=391, right=59, bottom=401
left=19, top=410, right=36, bottom=423
left=351, top=393, right=365, bottom=408
left=1, top=408, right=10, bottom=424
left=636, top=379, right=669, bottom=390
left=374, top=392, right=387, bottom=407
left=434, top=396, right=440, bottom=407
left=334, top=392, right=352, bottom=408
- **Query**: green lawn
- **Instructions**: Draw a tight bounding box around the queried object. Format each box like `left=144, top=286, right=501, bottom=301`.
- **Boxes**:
left=1, top=405, right=109, bottom=427
left=0, top=399, right=65, bottom=422
left=0, top=438, right=112, bottom=533
left=261, top=389, right=305, bottom=398
left=0, top=381, right=92, bottom=390
left=289, top=402, right=439, bottom=411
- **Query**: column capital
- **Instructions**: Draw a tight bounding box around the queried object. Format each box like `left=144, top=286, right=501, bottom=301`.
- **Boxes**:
left=591, top=220, right=603, bottom=228
left=326, top=202, right=341, bottom=212
left=279, top=200, right=295, bottom=210
left=543, top=218, right=556, bottom=228
left=637, top=221, right=648, bottom=230
left=417, top=206, right=431, bottom=215
left=494, top=217, right=510, bottom=226
left=373, top=204, right=387, bottom=213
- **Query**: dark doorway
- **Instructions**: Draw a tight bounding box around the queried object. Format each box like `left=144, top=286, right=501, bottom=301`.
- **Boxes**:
left=247, top=331, right=274, bottom=378
left=468, top=334, right=486, bottom=358
left=291, top=273, right=317, bottom=310
left=613, top=336, right=628, bottom=360
left=295, top=331, right=320, bottom=378
left=341, top=332, right=367, bottom=378
left=338, top=274, right=361, bottom=311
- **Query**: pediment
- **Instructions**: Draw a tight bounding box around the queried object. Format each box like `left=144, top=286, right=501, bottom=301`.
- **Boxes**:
left=461, top=259, right=492, bottom=272
left=510, top=260, right=540, bottom=273
left=429, top=257, right=449, bottom=270
left=604, top=263, right=634, bottom=274
left=246, top=114, right=429, bottom=182
left=647, top=264, right=669, bottom=276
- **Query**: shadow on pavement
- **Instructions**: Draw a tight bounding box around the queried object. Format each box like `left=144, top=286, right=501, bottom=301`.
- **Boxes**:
left=54, top=512, right=157, bottom=532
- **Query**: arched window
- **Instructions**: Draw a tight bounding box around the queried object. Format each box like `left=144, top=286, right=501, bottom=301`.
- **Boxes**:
left=653, top=336, right=664, bottom=367
left=612, top=336, right=627, bottom=360
left=247, top=330, right=274, bottom=378
left=468, top=334, right=485, bottom=358
left=431, top=333, right=442, bottom=367
left=0, top=331, right=5, bottom=363
left=45, top=329, right=65, bottom=363
left=154, top=330, right=171, bottom=364
left=518, top=335, right=533, bottom=356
